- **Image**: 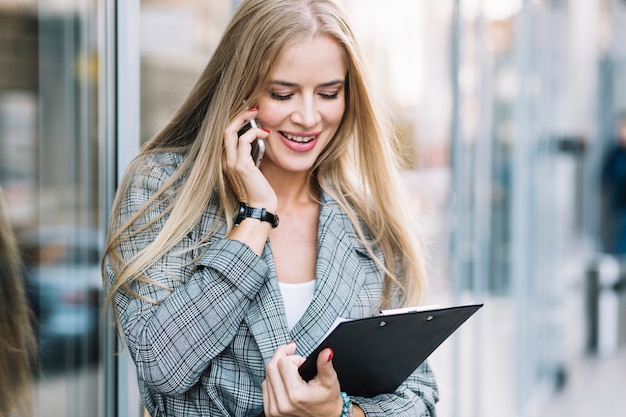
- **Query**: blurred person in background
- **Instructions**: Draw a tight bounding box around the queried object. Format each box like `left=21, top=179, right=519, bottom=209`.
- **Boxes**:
left=103, top=0, right=438, bottom=416
left=0, top=186, right=37, bottom=417
left=601, top=112, right=626, bottom=256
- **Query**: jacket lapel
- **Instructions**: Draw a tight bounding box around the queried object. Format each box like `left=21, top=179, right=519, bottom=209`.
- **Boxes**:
left=290, top=196, right=372, bottom=357
left=243, top=193, right=375, bottom=363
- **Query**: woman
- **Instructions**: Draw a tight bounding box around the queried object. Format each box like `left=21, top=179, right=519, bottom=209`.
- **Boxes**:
left=103, top=0, right=438, bottom=416
left=601, top=113, right=626, bottom=255
left=0, top=187, right=37, bottom=417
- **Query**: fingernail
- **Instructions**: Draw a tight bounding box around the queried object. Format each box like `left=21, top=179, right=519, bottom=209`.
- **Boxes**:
left=262, top=128, right=270, bottom=133
left=327, top=349, right=334, bottom=362
left=248, top=106, right=259, bottom=111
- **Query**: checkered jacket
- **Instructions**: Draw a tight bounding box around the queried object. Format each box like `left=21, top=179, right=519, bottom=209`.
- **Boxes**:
left=105, top=151, right=439, bottom=416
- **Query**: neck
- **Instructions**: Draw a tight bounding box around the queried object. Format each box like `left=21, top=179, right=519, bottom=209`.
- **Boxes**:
left=262, top=167, right=317, bottom=209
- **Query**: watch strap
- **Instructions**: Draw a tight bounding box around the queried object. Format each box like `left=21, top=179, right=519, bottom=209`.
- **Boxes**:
left=235, top=202, right=279, bottom=228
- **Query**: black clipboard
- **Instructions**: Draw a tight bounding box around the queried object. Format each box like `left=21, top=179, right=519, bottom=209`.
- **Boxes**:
left=297, top=303, right=483, bottom=397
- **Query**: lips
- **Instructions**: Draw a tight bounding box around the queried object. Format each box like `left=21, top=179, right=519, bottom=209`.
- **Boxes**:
left=281, top=132, right=316, bottom=144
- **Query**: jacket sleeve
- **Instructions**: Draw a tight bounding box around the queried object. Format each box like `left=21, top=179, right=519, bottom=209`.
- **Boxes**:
left=105, top=156, right=268, bottom=396
left=351, top=360, right=439, bottom=416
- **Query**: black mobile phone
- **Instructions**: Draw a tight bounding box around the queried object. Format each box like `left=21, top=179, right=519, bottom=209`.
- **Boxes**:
left=237, top=118, right=265, bottom=167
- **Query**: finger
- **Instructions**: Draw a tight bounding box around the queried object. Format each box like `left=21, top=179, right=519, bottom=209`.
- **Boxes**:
left=262, top=378, right=276, bottom=416
left=314, top=348, right=339, bottom=387
left=276, top=353, right=306, bottom=387
left=276, top=341, right=298, bottom=358
left=223, top=107, right=260, bottom=168
left=265, top=342, right=297, bottom=383
left=264, top=343, right=298, bottom=414
left=234, top=128, right=270, bottom=170
left=226, top=106, right=259, bottom=139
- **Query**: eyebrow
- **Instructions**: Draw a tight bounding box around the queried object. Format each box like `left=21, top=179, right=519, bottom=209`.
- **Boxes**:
left=268, top=79, right=345, bottom=88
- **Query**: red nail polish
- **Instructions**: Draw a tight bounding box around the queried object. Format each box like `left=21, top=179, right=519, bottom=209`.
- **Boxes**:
left=327, top=349, right=334, bottom=362
left=262, top=128, right=270, bottom=133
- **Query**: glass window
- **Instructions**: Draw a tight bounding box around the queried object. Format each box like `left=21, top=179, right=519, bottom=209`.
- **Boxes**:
left=0, top=2, right=103, bottom=416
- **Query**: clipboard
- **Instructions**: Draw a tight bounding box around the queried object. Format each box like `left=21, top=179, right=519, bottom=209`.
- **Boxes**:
left=297, top=303, right=483, bottom=397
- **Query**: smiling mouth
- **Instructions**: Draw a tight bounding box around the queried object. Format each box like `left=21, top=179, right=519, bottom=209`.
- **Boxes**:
left=282, top=132, right=316, bottom=144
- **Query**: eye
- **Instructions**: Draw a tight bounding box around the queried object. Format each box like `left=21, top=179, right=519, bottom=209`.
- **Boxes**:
left=269, top=92, right=292, bottom=101
left=318, top=85, right=343, bottom=100
left=319, top=92, right=340, bottom=100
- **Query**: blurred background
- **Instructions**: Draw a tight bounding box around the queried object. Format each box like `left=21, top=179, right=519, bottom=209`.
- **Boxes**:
left=1, top=0, right=625, bottom=416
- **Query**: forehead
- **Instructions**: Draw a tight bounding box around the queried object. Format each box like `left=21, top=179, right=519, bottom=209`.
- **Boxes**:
left=269, top=35, right=347, bottom=83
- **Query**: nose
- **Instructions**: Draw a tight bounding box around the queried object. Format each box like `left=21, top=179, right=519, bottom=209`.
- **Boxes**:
left=291, top=95, right=320, bottom=128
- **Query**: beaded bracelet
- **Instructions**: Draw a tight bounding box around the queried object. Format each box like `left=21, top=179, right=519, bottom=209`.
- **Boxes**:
left=340, top=391, right=353, bottom=417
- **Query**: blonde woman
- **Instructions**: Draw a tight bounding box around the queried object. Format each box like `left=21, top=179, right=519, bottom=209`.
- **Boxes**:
left=0, top=187, right=36, bottom=417
left=103, top=0, right=438, bottom=416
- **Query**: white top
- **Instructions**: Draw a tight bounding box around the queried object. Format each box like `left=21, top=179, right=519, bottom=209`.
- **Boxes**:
left=278, top=280, right=316, bottom=331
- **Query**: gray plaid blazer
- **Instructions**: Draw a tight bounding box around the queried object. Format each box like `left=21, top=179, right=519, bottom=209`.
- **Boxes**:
left=105, top=152, right=438, bottom=416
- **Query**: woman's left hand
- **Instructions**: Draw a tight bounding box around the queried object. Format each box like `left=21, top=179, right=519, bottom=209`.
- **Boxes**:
left=262, top=343, right=344, bottom=417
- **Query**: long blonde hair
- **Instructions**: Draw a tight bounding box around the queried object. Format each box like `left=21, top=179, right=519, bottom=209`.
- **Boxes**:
left=0, top=187, right=37, bottom=417
left=104, top=0, right=427, bottom=312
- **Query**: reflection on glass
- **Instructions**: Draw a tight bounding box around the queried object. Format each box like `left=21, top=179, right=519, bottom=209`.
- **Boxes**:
left=0, top=186, right=36, bottom=417
left=0, top=1, right=102, bottom=416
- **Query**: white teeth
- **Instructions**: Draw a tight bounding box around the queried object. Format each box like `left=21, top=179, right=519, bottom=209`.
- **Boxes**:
left=283, top=132, right=315, bottom=143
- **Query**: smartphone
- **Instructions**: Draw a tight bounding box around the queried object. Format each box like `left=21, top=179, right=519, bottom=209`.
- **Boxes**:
left=237, top=118, right=265, bottom=167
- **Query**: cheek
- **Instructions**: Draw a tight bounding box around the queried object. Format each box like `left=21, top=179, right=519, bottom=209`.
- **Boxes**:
left=256, top=101, right=286, bottom=128
left=256, top=100, right=346, bottom=129
left=324, top=102, right=346, bottom=127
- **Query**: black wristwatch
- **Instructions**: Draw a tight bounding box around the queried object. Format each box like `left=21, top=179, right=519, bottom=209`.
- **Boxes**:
left=235, top=202, right=279, bottom=228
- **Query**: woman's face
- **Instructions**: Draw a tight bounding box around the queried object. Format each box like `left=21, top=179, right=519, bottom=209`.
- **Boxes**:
left=256, top=35, right=347, bottom=175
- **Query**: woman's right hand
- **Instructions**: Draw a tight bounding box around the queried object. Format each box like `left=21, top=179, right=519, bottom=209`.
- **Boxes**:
left=223, top=107, right=276, bottom=211
left=224, top=107, right=277, bottom=255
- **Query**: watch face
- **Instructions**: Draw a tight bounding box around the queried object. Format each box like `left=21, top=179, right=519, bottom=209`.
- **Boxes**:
left=235, top=203, right=247, bottom=225
left=269, top=213, right=279, bottom=228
